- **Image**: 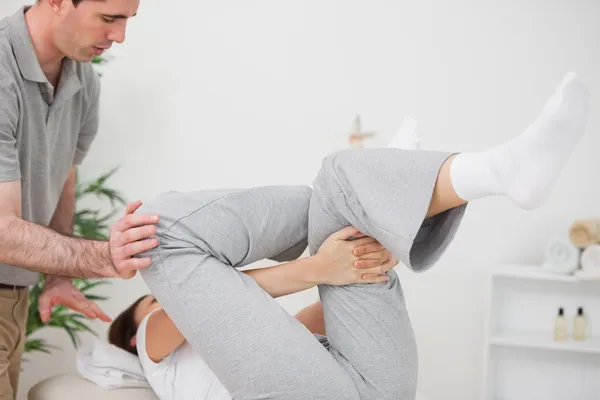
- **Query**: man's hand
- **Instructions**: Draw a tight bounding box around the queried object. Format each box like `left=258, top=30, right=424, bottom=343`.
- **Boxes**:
left=314, top=226, right=399, bottom=286
left=108, top=200, right=160, bottom=279
left=39, top=276, right=111, bottom=323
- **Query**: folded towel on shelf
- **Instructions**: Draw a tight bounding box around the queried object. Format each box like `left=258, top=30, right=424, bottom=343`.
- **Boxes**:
left=569, top=218, right=600, bottom=248
left=575, top=244, right=600, bottom=278
left=541, top=236, right=580, bottom=275
left=76, top=338, right=150, bottom=389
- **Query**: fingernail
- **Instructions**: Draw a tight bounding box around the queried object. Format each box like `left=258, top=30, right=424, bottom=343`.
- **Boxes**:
left=152, top=215, right=159, bottom=221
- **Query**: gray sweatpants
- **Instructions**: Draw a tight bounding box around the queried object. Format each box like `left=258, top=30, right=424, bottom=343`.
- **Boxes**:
left=137, top=148, right=467, bottom=400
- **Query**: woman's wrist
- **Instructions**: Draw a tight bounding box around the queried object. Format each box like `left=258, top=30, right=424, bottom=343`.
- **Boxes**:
left=302, top=254, right=327, bottom=286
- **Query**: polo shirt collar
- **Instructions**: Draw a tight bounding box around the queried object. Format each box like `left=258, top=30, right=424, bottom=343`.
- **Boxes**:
left=8, top=6, right=82, bottom=105
left=8, top=6, right=48, bottom=83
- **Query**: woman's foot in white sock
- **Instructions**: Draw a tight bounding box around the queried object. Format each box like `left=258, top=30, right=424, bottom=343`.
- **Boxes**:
left=387, top=116, right=421, bottom=150
left=450, top=72, right=591, bottom=210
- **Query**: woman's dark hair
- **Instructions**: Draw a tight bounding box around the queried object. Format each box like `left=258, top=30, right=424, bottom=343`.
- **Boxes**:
left=108, top=295, right=147, bottom=355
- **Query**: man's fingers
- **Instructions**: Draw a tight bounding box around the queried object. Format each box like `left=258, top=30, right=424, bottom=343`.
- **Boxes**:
left=61, top=294, right=97, bottom=319
left=113, top=214, right=159, bottom=234
left=38, top=294, right=51, bottom=323
left=89, top=302, right=112, bottom=322
left=117, top=225, right=157, bottom=247
left=125, top=200, right=143, bottom=215
left=117, top=257, right=152, bottom=277
left=119, top=238, right=159, bottom=258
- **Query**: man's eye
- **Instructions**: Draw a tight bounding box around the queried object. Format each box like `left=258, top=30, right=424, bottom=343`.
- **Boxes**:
left=102, top=16, right=116, bottom=23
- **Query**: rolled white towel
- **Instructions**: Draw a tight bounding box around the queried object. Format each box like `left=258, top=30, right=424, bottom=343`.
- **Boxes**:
left=541, top=236, right=580, bottom=275
left=575, top=244, right=600, bottom=278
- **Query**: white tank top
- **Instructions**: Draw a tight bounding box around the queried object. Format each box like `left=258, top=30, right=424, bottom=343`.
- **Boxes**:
left=136, top=309, right=233, bottom=400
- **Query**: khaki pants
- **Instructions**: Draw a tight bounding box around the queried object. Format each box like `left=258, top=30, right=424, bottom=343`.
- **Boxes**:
left=0, top=287, right=28, bottom=400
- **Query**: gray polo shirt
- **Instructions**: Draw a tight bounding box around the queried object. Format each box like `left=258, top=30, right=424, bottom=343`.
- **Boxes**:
left=0, top=7, right=100, bottom=286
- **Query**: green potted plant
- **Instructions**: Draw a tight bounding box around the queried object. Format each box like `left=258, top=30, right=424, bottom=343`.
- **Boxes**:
left=25, top=167, right=126, bottom=355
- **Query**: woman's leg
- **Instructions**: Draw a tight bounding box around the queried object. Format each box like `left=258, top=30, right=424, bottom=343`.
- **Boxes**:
left=431, top=72, right=590, bottom=212
left=136, top=186, right=361, bottom=400
left=308, top=72, right=590, bottom=400
left=294, top=301, right=326, bottom=336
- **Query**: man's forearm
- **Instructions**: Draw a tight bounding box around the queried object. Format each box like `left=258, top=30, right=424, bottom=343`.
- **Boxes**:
left=1, top=168, right=111, bottom=278
left=243, top=255, right=324, bottom=299
left=48, top=167, right=77, bottom=236
left=0, top=216, right=111, bottom=278
left=44, top=167, right=78, bottom=283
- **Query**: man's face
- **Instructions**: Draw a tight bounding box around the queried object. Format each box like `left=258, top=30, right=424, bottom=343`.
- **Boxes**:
left=53, top=0, right=140, bottom=62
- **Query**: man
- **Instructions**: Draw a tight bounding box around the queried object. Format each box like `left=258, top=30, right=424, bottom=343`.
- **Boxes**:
left=0, top=1, right=158, bottom=398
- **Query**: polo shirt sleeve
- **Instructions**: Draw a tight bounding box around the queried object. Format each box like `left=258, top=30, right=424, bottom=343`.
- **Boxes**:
left=74, top=72, right=100, bottom=166
left=0, top=83, right=21, bottom=182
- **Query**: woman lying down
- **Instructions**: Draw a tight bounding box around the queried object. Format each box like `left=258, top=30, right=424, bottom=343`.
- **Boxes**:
left=109, top=229, right=394, bottom=400
left=108, top=72, right=588, bottom=400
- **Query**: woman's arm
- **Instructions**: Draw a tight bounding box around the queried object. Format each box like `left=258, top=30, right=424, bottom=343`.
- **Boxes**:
left=244, top=226, right=394, bottom=298
left=144, top=309, right=186, bottom=363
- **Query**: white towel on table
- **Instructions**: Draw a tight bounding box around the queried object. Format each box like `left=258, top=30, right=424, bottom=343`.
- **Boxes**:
left=76, top=338, right=150, bottom=389
left=541, top=236, right=580, bottom=275
left=575, top=244, right=600, bottom=278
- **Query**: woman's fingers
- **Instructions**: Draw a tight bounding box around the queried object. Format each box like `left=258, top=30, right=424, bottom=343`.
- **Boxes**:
left=353, top=240, right=384, bottom=256
left=355, top=249, right=391, bottom=262
left=357, top=257, right=399, bottom=281
left=354, top=258, right=386, bottom=269
left=360, top=273, right=390, bottom=284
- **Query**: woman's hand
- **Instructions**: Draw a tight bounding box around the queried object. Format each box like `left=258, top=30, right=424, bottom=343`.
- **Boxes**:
left=314, top=226, right=398, bottom=286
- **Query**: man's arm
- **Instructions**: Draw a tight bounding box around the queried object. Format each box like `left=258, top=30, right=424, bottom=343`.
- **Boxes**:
left=47, top=166, right=77, bottom=237
left=38, top=166, right=112, bottom=322
left=0, top=179, right=159, bottom=278
left=0, top=78, right=159, bottom=278
left=0, top=178, right=110, bottom=277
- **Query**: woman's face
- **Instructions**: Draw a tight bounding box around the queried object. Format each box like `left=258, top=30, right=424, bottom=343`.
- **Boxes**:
left=133, top=295, right=162, bottom=326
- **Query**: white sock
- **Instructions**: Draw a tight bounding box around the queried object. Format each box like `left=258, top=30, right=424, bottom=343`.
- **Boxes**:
left=450, top=72, right=590, bottom=210
left=388, top=116, right=421, bottom=150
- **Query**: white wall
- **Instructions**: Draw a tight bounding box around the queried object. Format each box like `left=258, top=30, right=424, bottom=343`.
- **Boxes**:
left=2, top=1, right=599, bottom=399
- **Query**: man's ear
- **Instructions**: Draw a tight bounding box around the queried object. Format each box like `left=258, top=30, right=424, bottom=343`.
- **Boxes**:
left=47, top=0, right=68, bottom=14
left=130, top=335, right=137, bottom=348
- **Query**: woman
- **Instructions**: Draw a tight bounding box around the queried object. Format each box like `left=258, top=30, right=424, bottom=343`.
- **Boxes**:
left=109, top=227, right=395, bottom=399
left=118, top=72, right=589, bottom=400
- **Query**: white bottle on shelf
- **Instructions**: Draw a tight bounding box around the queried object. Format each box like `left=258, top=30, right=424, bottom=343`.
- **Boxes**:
left=554, top=307, right=568, bottom=342
left=573, top=307, right=587, bottom=341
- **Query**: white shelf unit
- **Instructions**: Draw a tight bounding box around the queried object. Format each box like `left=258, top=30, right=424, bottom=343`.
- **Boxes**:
left=483, top=264, right=600, bottom=400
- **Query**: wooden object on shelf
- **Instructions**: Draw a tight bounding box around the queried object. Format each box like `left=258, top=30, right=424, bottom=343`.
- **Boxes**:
left=348, top=115, right=376, bottom=148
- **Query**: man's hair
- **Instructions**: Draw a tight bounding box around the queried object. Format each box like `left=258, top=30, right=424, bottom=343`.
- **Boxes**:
left=108, top=295, right=147, bottom=356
